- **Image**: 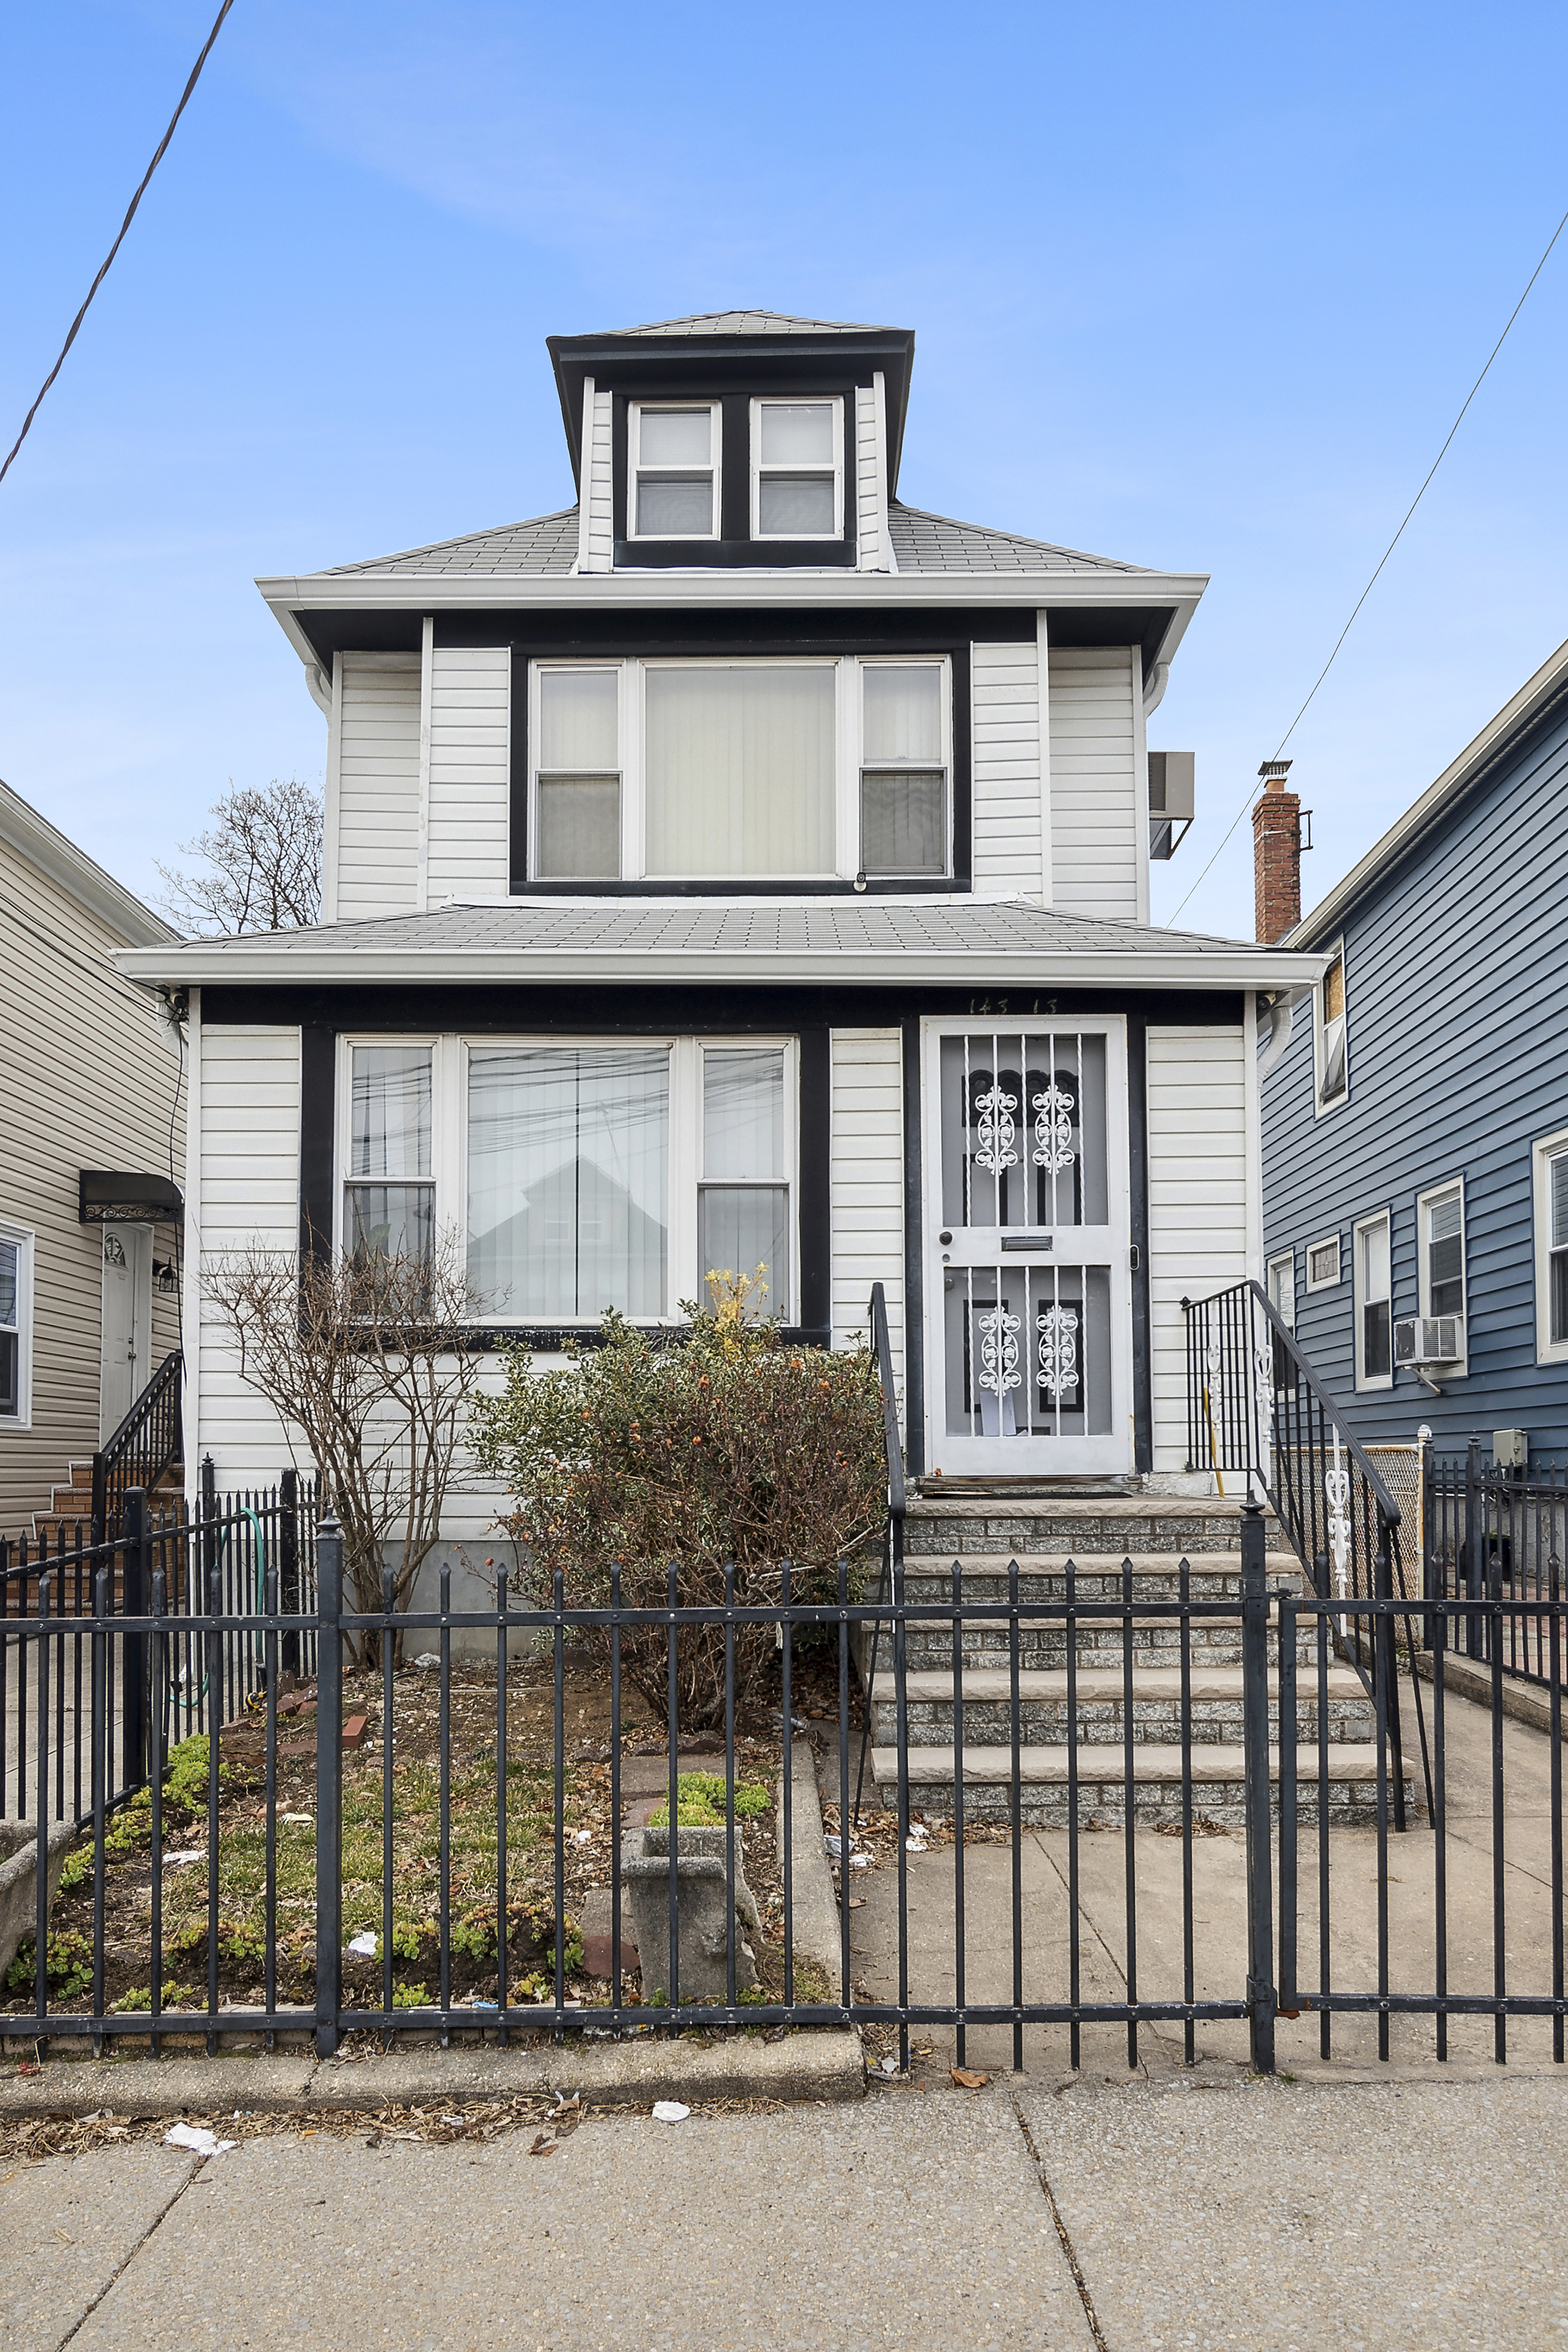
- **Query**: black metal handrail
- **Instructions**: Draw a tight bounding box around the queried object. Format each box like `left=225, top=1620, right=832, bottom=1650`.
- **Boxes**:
left=91, top=1348, right=183, bottom=1534
left=853, top=1282, right=905, bottom=1824
left=1183, top=1279, right=1432, bottom=1823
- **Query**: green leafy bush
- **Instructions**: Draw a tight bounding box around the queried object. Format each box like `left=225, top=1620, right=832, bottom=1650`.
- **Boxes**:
left=650, top=1772, right=772, bottom=1828
left=470, top=1283, right=887, bottom=1724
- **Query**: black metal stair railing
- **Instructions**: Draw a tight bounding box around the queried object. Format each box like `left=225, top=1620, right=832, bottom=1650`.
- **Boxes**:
left=91, top=1348, right=183, bottom=1534
left=852, top=1282, right=905, bottom=1826
left=1183, top=1279, right=1433, bottom=1825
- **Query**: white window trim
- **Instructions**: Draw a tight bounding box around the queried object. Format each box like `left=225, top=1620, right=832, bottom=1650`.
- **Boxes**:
left=628, top=400, right=721, bottom=542
left=1266, top=1249, right=1296, bottom=1330
left=335, top=1034, right=800, bottom=1326
left=1353, top=1209, right=1393, bottom=1392
left=1417, top=1177, right=1467, bottom=1374
left=1533, top=1125, right=1568, bottom=1364
left=0, top=1216, right=34, bottom=1431
left=857, top=655, right=952, bottom=881
left=1313, top=938, right=1349, bottom=1117
left=749, top=394, right=845, bottom=542
left=1305, top=1232, right=1342, bottom=1291
left=525, top=655, right=954, bottom=886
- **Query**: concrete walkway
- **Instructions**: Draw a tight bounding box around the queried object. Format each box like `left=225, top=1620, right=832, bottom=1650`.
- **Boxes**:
left=5, top=2072, right=1568, bottom=2350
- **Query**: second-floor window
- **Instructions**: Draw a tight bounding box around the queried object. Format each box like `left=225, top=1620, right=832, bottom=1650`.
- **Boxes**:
left=528, top=655, right=952, bottom=883
left=630, top=402, right=720, bottom=540
left=750, top=398, right=842, bottom=539
left=1354, top=1210, right=1392, bottom=1388
left=1316, top=945, right=1348, bottom=1109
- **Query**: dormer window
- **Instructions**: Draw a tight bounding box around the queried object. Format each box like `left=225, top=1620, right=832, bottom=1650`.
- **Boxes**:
left=630, top=402, right=720, bottom=539
left=751, top=398, right=842, bottom=539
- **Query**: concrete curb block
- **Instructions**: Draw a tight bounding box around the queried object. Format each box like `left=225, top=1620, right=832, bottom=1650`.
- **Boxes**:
left=778, top=1739, right=845, bottom=1980
left=1411, top=1647, right=1555, bottom=1736
left=0, top=2029, right=866, bottom=2119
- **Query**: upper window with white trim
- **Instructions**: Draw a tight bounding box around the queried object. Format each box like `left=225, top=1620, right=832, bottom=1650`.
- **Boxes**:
left=1315, top=944, right=1348, bottom=1110
left=0, top=1221, right=33, bottom=1427
left=750, top=398, right=843, bottom=540
left=629, top=403, right=720, bottom=540
left=526, top=655, right=953, bottom=885
left=1534, top=1128, right=1568, bottom=1362
left=1419, top=1183, right=1465, bottom=1323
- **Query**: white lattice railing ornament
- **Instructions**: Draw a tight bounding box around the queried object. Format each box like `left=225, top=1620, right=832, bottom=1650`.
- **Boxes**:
left=1036, top=1301, right=1079, bottom=1401
left=1325, top=1434, right=1352, bottom=1613
left=976, top=1302, right=1022, bottom=1397
left=973, top=1084, right=1019, bottom=1178
left=1254, top=1343, right=1274, bottom=1447
left=1031, top=1081, right=1076, bottom=1176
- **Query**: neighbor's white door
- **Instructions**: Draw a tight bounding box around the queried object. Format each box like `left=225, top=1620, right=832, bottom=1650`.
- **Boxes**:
left=99, top=1224, right=153, bottom=1440
left=923, top=1017, right=1133, bottom=1477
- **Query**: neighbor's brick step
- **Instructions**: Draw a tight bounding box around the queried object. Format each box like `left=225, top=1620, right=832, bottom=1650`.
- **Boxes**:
left=870, top=1662, right=1370, bottom=1707
left=893, top=1550, right=1302, bottom=1584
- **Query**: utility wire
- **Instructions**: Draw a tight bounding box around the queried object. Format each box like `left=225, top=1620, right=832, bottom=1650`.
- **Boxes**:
left=0, top=1, right=237, bottom=491
left=1167, top=198, right=1568, bottom=927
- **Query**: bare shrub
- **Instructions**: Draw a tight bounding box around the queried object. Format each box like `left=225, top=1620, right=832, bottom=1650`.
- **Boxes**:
left=201, top=1238, right=488, bottom=1660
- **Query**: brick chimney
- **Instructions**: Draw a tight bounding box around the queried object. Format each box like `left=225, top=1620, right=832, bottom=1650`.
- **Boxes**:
left=1252, top=759, right=1301, bottom=943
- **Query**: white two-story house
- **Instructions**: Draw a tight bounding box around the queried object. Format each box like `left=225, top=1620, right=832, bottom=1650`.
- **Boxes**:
left=120, top=309, right=1320, bottom=1531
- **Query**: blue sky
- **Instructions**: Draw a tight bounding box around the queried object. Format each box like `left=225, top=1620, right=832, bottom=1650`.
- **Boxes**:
left=2, top=0, right=1566, bottom=934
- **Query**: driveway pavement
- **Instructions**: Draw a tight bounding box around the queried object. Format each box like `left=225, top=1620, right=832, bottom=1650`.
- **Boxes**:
left=6, top=2071, right=1568, bottom=2351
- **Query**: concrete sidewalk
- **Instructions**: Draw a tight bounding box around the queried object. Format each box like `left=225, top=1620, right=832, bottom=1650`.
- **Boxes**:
left=6, top=2071, right=1568, bottom=2350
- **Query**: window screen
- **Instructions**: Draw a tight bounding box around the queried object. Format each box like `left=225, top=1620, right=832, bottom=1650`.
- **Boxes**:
left=536, top=670, right=621, bottom=880
left=1425, top=1191, right=1464, bottom=1321
left=860, top=663, right=947, bottom=876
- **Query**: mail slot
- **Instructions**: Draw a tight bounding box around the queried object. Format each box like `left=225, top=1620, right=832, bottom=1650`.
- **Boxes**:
left=1001, top=1233, right=1054, bottom=1252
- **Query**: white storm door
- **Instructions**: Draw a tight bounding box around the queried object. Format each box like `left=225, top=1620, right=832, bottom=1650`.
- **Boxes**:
left=924, top=1018, right=1133, bottom=1475
left=100, top=1224, right=153, bottom=1440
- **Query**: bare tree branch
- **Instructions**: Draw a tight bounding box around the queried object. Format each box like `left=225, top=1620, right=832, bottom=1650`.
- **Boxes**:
left=157, top=778, right=323, bottom=934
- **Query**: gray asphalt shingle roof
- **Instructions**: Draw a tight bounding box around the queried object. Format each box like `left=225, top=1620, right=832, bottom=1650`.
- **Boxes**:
left=595, top=310, right=889, bottom=336
left=317, top=501, right=1147, bottom=583
left=171, top=897, right=1257, bottom=963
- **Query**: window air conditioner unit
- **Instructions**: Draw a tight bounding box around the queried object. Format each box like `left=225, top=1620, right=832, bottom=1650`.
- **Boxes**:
left=1393, top=1316, right=1463, bottom=1367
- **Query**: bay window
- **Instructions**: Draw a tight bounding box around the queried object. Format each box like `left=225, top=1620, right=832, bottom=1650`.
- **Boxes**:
left=630, top=403, right=720, bottom=540
left=339, top=1035, right=797, bottom=1325
left=528, top=655, right=953, bottom=884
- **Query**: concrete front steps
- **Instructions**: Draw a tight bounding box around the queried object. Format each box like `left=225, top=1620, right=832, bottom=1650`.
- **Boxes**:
left=861, top=1492, right=1420, bottom=1826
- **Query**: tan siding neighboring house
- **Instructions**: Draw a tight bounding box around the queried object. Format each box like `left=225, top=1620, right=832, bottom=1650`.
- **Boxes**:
left=0, top=782, right=185, bottom=1532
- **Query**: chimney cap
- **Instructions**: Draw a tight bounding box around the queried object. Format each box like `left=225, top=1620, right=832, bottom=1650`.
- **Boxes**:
left=1257, top=758, right=1293, bottom=781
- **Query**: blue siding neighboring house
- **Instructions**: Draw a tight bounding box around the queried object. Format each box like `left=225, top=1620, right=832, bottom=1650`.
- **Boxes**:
left=1260, top=635, right=1568, bottom=1461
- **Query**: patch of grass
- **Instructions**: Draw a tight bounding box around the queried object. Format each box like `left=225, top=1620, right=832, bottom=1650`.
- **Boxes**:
left=650, top=1772, right=773, bottom=1829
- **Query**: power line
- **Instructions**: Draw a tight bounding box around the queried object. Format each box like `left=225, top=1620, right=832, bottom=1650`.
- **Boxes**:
left=1167, top=197, right=1568, bottom=927
left=0, top=1, right=237, bottom=492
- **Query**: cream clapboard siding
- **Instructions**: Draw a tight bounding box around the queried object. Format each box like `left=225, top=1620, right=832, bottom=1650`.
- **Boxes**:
left=971, top=641, right=1044, bottom=896
left=427, top=646, right=511, bottom=903
left=335, top=652, right=422, bottom=919
left=1048, top=646, right=1141, bottom=918
left=0, top=842, right=182, bottom=1529
left=830, top=1030, right=905, bottom=1409
left=191, top=1021, right=302, bottom=1487
left=1146, top=1025, right=1250, bottom=1471
left=580, top=387, right=614, bottom=572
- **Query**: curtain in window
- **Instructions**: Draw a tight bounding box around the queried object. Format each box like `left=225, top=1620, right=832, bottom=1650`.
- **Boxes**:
left=699, top=1048, right=788, bottom=1316
left=467, top=1048, right=669, bottom=1318
left=644, top=666, right=834, bottom=876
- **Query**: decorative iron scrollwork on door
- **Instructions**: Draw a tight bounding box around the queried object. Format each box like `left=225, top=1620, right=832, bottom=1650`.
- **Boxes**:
left=976, top=1301, right=1022, bottom=1397
left=1036, top=1300, right=1080, bottom=1400
left=1031, top=1080, right=1076, bottom=1177
left=973, top=1083, right=1019, bottom=1179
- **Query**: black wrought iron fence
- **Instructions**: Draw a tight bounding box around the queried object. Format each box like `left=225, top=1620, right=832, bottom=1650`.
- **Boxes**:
left=2, top=1466, right=316, bottom=1826
left=7, top=1502, right=1555, bottom=2076
left=1426, top=1442, right=1568, bottom=1688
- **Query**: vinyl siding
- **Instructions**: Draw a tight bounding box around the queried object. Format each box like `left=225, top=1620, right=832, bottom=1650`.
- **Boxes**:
left=192, top=1023, right=301, bottom=1488
left=1147, top=1024, right=1250, bottom=1471
left=581, top=387, right=614, bottom=572
left=971, top=640, right=1044, bottom=897
left=427, top=645, right=511, bottom=903
left=1048, top=646, right=1140, bottom=918
left=0, top=843, right=183, bottom=1530
left=855, top=383, right=885, bottom=572
left=830, top=1029, right=905, bottom=1409
left=1263, top=685, right=1568, bottom=1456
left=335, top=652, right=422, bottom=919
